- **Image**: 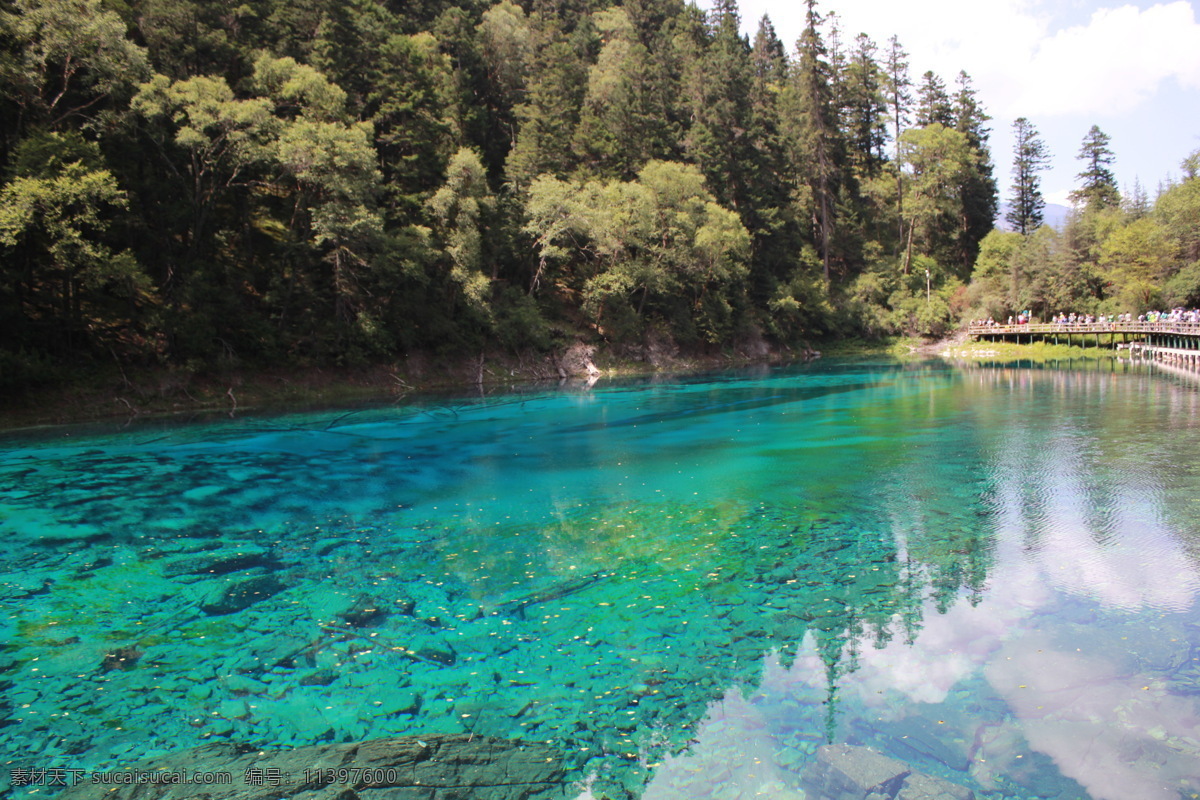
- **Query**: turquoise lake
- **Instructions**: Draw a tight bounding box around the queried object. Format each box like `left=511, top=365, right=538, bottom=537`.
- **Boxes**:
left=2, top=358, right=1200, bottom=799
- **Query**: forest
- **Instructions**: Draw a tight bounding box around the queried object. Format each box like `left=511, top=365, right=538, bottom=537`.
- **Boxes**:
left=1, top=0, right=1198, bottom=391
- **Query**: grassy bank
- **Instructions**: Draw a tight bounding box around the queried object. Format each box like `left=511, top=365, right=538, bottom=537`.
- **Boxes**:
left=941, top=339, right=1115, bottom=362
left=814, top=336, right=929, bottom=358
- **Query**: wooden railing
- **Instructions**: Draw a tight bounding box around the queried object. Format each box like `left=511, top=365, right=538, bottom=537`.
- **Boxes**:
left=967, top=321, right=1200, bottom=337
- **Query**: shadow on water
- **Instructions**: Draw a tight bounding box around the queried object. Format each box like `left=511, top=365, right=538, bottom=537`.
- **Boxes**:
left=2, top=358, right=1199, bottom=800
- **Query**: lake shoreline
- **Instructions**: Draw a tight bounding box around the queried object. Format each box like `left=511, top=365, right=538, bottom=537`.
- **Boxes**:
left=11, top=333, right=1135, bottom=431
left=0, top=339, right=855, bottom=431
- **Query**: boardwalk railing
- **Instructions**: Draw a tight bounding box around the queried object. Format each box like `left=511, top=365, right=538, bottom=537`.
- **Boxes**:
left=967, top=321, right=1200, bottom=337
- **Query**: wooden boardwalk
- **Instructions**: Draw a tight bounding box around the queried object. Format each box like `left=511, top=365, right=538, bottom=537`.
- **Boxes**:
left=967, top=321, right=1200, bottom=353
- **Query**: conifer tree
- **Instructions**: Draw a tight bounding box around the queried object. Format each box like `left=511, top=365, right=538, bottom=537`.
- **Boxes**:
left=786, top=0, right=841, bottom=282
left=952, top=71, right=997, bottom=274
left=842, top=33, right=887, bottom=179
left=1071, top=125, right=1119, bottom=210
left=573, top=7, right=672, bottom=179
left=506, top=18, right=589, bottom=186
left=684, top=0, right=756, bottom=210
left=1006, top=117, right=1050, bottom=235
left=751, top=14, right=787, bottom=85
left=914, top=70, right=952, bottom=128
left=746, top=14, right=804, bottom=298
left=883, top=36, right=911, bottom=243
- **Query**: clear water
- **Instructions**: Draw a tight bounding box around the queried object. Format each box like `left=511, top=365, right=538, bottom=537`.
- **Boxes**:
left=2, top=358, right=1199, bottom=800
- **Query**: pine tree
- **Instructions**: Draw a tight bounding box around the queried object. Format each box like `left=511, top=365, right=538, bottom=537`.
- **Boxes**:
left=951, top=71, right=997, bottom=275
left=745, top=14, right=804, bottom=299
left=1123, top=177, right=1149, bottom=220
left=573, top=8, right=673, bottom=179
left=750, top=14, right=787, bottom=85
left=883, top=36, right=911, bottom=244
left=842, top=33, right=887, bottom=179
left=506, top=18, right=590, bottom=185
left=914, top=71, right=953, bottom=128
left=1006, top=117, right=1050, bottom=235
left=785, top=0, right=842, bottom=282
left=1070, top=125, right=1119, bottom=210
left=683, top=0, right=756, bottom=210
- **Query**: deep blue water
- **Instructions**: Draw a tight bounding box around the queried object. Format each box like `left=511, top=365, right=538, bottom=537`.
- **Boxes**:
left=2, top=358, right=1199, bottom=799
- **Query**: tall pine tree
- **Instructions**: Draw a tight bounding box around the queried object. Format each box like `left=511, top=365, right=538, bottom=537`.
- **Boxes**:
left=883, top=36, right=911, bottom=246
left=951, top=71, right=996, bottom=275
left=785, top=0, right=842, bottom=282
left=1071, top=124, right=1119, bottom=210
left=914, top=70, right=952, bottom=128
left=1006, top=117, right=1050, bottom=235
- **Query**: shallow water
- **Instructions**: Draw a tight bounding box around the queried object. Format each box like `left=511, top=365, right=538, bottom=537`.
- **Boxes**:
left=2, top=358, right=1199, bottom=799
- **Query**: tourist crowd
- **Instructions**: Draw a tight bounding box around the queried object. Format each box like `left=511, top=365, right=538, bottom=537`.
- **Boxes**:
left=971, top=308, right=1200, bottom=328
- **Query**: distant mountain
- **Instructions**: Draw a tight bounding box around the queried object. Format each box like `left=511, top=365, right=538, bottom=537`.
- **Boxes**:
left=995, top=201, right=1071, bottom=232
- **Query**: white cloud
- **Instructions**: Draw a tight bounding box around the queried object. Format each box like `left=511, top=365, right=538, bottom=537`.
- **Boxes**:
left=709, top=1, right=1200, bottom=118
left=1011, top=3, right=1200, bottom=117
left=1044, top=188, right=1075, bottom=206
left=702, top=0, right=1200, bottom=200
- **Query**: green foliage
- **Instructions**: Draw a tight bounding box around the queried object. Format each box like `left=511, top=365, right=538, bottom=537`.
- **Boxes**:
left=8, top=0, right=1199, bottom=383
left=0, top=161, right=152, bottom=352
left=898, top=123, right=975, bottom=274
left=1163, top=261, right=1200, bottom=309
left=1006, top=117, right=1049, bottom=235
left=523, top=160, right=749, bottom=342
left=0, top=0, right=150, bottom=129
left=1070, top=125, right=1119, bottom=211
left=429, top=147, right=495, bottom=313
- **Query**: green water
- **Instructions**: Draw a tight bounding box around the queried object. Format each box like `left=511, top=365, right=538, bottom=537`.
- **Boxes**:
left=2, top=359, right=1199, bottom=799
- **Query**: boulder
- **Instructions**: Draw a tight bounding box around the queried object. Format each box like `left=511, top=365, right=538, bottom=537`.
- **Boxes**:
left=201, top=575, right=287, bottom=616
left=99, top=645, right=143, bottom=673
left=803, top=744, right=910, bottom=799
left=56, top=734, right=566, bottom=800
left=335, top=594, right=388, bottom=628
left=555, top=342, right=597, bottom=378
left=163, top=546, right=279, bottom=579
left=801, top=743, right=975, bottom=800
left=896, top=772, right=975, bottom=800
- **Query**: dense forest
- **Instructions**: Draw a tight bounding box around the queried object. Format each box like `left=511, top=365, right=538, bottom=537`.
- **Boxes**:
left=1, top=0, right=1198, bottom=390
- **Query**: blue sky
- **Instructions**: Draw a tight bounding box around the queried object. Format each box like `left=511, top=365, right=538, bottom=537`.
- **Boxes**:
left=696, top=0, right=1200, bottom=207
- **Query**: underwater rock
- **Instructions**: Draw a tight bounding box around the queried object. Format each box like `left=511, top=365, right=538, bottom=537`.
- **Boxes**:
left=410, top=639, right=457, bottom=666
left=372, top=690, right=421, bottom=716
left=802, top=744, right=910, bottom=799
left=895, top=772, right=974, bottom=800
left=246, top=633, right=308, bottom=669
left=801, top=744, right=975, bottom=800
left=299, top=668, right=338, bottom=687
left=201, top=574, right=287, bottom=615
left=99, top=646, right=143, bottom=673
left=163, top=546, right=279, bottom=579
left=55, top=734, right=566, bottom=800
left=335, top=594, right=388, bottom=628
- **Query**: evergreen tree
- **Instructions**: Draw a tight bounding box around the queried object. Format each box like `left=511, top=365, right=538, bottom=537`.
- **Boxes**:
left=506, top=16, right=590, bottom=186
left=883, top=36, right=911, bottom=244
left=914, top=70, right=952, bottom=128
left=842, top=33, right=887, bottom=179
left=1123, top=177, right=1149, bottom=220
left=785, top=0, right=842, bottom=282
left=745, top=13, right=804, bottom=301
left=951, top=71, right=997, bottom=275
left=1071, top=124, right=1119, bottom=210
left=1006, top=117, right=1049, bottom=235
left=899, top=123, right=975, bottom=273
left=750, top=14, right=787, bottom=85
left=572, top=7, right=672, bottom=179
left=682, top=0, right=758, bottom=211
